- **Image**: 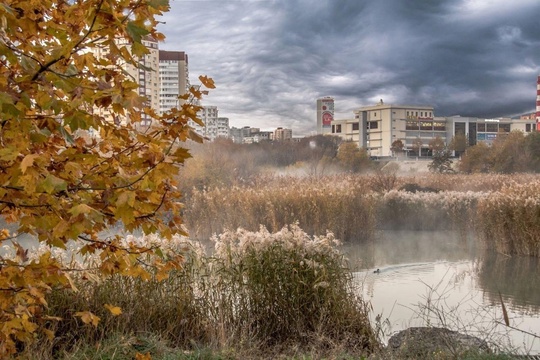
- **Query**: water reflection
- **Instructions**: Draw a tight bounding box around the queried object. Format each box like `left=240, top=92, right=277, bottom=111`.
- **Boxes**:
left=477, top=252, right=540, bottom=314
left=344, top=230, right=540, bottom=355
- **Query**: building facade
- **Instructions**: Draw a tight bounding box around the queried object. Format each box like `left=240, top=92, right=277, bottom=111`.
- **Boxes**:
left=328, top=100, right=537, bottom=158
left=536, top=75, right=540, bottom=130
left=274, top=127, right=293, bottom=141
left=217, top=117, right=230, bottom=139
left=316, top=97, right=334, bottom=135
left=190, top=106, right=219, bottom=140
left=159, top=50, right=189, bottom=114
left=353, top=100, right=437, bottom=157
left=330, top=118, right=360, bottom=142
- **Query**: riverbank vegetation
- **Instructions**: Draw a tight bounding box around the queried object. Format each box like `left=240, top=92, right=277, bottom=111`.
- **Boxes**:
left=184, top=173, right=540, bottom=258
left=9, top=226, right=377, bottom=359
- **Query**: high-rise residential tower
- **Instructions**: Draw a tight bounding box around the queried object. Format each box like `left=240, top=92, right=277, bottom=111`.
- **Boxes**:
left=159, top=50, right=190, bottom=114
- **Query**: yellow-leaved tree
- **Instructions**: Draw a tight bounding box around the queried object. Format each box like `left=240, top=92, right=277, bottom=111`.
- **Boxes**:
left=0, top=0, right=213, bottom=355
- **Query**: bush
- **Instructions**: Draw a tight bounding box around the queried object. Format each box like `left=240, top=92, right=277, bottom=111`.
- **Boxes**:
left=210, top=224, right=378, bottom=352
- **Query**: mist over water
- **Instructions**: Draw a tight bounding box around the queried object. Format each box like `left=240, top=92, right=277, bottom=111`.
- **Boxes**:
left=345, top=230, right=540, bottom=355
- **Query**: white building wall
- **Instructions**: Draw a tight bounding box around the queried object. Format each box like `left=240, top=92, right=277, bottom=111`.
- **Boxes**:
left=159, top=51, right=189, bottom=114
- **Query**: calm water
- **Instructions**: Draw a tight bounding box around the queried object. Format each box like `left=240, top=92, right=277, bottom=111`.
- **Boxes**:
left=345, top=230, right=540, bottom=355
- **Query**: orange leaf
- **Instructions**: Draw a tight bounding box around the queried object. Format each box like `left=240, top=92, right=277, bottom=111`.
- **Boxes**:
left=198, top=75, right=215, bottom=89
left=135, top=352, right=152, bottom=360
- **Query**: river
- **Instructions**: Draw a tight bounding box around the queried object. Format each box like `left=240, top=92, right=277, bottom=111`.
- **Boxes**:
left=345, top=230, right=540, bottom=355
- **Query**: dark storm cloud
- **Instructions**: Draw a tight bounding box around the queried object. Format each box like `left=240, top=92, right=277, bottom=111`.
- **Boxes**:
left=160, top=0, right=540, bottom=135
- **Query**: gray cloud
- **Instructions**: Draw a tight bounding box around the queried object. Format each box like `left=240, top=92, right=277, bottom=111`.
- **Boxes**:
left=159, top=0, right=540, bottom=135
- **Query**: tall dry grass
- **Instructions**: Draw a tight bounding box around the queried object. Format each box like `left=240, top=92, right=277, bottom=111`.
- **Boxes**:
left=476, top=182, right=540, bottom=257
left=184, top=173, right=540, bottom=256
left=209, top=224, right=377, bottom=352
left=185, top=175, right=378, bottom=242
left=17, top=226, right=377, bottom=358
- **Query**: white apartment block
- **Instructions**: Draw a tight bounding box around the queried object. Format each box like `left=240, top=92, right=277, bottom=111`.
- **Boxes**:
left=274, top=127, right=293, bottom=141
left=217, top=117, right=230, bottom=139
left=159, top=50, right=189, bottom=114
left=190, top=106, right=226, bottom=141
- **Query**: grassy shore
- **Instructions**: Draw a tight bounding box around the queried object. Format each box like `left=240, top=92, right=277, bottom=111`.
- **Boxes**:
left=14, top=226, right=377, bottom=359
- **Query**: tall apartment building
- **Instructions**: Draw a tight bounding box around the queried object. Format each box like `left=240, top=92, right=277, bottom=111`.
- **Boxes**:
left=274, top=127, right=293, bottom=141
left=217, top=117, right=230, bottom=139
left=92, top=37, right=160, bottom=127
left=190, top=106, right=227, bottom=141
left=159, top=50, right=189, bottom=114
left=316, top=97, right=334, bottom=135
left=131, top=37, right=160, bottom=127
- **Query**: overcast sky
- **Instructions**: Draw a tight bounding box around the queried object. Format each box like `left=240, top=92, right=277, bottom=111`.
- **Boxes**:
left=158, top=0, right=540, bottom=135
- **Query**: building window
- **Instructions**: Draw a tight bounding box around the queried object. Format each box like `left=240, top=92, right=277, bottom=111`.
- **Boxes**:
left=406, top=120, right=419, bottom=130
left=336, top=124, right=342, bottom=133
left=352, top=123, right=359, bottom=131
left=486, top=123, right=498, bottom=132
left=367, top=121, right=378, bottom=130
left=526, top=124, right=532, bottom=132
left=420, top=121, right=433, bottom=131
left=332, top=125, right=335, bottom=133
left=433, top=122, right=446, bottom=131
left=499, top=123, right=511, bottom=133
left=478, top=123, right=486, bottom=132
left=455, top=122, right=467, bottom=135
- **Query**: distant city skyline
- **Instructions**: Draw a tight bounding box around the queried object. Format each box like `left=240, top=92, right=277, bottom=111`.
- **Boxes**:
left=158, top=0, right=540, bottom=135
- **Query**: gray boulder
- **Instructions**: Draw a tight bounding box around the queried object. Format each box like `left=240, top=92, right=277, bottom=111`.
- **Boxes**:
left=386, top=327, right=491, bottom=359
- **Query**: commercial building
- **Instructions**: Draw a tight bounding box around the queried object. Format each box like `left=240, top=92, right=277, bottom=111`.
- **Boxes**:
left=353, top=100, right=437, bottom=157
left=326, top=99, right=537, bottom=158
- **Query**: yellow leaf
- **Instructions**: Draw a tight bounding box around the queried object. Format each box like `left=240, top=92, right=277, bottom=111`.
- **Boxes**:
left=42, top=328, right=55, bottom=341
left=20, top=154, right=38, bottom=174
left=0, top=228, right=9, bottom=241
left=75, top=311, right=100, bottom=327
left=69, top=204, right=94, bottom=216
left=104, top=304, right=122, bottom=316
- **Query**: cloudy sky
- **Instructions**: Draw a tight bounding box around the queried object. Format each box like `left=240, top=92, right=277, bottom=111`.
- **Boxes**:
left=158, top=0, right=540, bottom=135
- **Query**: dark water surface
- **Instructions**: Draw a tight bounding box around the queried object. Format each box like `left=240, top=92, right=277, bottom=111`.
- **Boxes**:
left=344, top=230, right=540, bottom=355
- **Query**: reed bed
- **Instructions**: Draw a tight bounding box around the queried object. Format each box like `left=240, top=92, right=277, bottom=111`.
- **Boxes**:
left=17, top=226, right=377, bottom=358
left=476, top=182, right=540, bottom=257
left=185, top=176, right=378, bottom=242
left=184, top=173, right=540, bottom=257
